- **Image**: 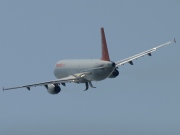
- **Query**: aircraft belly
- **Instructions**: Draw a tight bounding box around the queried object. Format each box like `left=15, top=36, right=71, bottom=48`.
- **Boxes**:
left=54, top=68, right=67, bottom=79
left=90, top=67, right=113, bottom=81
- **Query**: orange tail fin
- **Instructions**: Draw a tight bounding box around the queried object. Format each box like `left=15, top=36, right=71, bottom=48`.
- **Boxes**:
left=100, top=27, right=110, bottom=61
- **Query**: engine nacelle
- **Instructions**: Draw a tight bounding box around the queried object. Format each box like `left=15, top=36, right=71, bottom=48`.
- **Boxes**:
left=46, top=84, right=61, bottom=94
left=108, top=69, right=119, bottom=78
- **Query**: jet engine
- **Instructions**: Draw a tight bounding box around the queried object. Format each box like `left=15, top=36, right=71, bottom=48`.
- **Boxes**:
left=46, top=84, right=61, bottom=94
left=108, top=68, right=119, bottom=78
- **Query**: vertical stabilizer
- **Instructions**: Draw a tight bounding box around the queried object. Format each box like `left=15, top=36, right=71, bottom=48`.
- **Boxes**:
left=101, top=28, right=110, bottom=61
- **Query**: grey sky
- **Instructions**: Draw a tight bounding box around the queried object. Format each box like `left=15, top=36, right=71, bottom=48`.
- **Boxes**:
left=0, top=0, right=180, bottom=135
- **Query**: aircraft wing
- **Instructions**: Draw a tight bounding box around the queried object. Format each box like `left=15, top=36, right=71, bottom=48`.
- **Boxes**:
left=3, top=72, right=92, bottom=91
left=116, top=39, right=176, bottom=66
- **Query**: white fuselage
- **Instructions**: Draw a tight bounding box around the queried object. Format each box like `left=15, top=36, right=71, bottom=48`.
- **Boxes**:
left=54, top=59, right=115, bottom=82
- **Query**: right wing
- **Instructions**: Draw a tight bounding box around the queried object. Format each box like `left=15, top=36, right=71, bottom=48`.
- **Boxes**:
left=116, top=39, right=176, bottom=66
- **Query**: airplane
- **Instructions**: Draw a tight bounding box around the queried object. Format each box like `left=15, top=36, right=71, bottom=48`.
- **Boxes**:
left=3, top=28, right=176, bottom=94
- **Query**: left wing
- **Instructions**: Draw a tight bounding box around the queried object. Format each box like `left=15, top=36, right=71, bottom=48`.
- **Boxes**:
left=3, top=72, right=92, bottom=91
left=116, top=39, right=176, bottom=66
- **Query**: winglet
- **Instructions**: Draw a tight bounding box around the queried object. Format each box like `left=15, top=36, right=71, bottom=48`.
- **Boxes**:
left=174, top=38, right=176, bottom=43
left=100, top=27, right=110, bottom=61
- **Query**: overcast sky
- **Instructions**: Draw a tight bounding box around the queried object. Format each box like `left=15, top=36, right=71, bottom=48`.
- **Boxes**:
left=0, top=0, right=180, bottom=135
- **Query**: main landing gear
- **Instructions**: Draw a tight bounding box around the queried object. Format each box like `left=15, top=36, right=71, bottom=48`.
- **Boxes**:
left=84, top=81, right=96, bottom=91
